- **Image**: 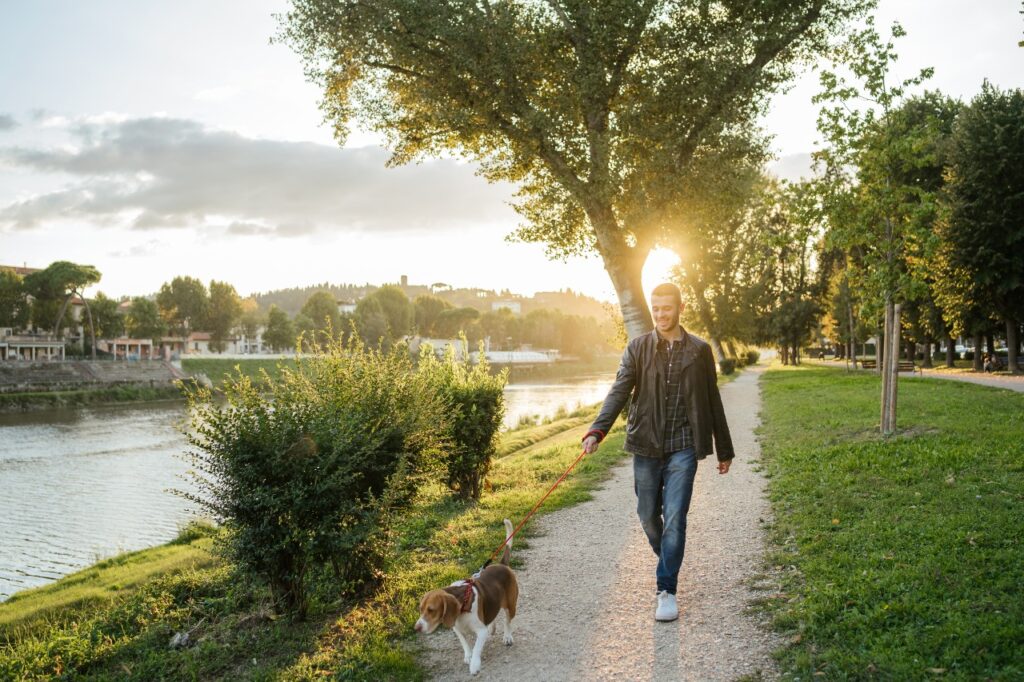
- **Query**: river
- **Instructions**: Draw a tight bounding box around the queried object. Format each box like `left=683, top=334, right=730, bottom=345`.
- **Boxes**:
left=0, top=368, right=615, bottom=601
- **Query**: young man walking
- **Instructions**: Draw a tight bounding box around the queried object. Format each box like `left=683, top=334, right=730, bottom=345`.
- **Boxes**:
left=581, top=282, right=734, bottom=622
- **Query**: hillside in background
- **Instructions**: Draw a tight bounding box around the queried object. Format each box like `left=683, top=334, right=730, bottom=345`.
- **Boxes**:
left=249, top=277, right=614, bottom=321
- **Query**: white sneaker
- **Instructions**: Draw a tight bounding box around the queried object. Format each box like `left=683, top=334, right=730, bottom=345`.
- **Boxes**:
left=655, top=590, right=678, bottom=621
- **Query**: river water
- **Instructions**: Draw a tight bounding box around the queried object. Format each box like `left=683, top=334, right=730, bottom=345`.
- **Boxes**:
left=0, top=369, right=615, bottom=601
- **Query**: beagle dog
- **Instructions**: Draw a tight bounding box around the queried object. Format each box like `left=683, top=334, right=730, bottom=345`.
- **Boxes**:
left=415, top=519, right=519, bottom=675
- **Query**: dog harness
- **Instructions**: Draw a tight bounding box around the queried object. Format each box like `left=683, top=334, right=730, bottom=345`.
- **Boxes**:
left=460, top=578, right=476, bottom=613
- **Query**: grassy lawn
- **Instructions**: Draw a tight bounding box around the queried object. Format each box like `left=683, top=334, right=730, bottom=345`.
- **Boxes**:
left=755, top=363, right=1024, bottom=680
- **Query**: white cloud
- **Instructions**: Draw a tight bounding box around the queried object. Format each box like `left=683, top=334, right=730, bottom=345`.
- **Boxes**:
left=0, top=115, right=518, bottom=237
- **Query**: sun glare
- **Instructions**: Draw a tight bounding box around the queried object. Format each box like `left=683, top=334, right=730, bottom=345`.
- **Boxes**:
left=642, top=247, right=681, bottom=301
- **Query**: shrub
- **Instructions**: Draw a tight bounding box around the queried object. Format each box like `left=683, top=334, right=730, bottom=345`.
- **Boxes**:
left=718, top=358, right=737, bottom=375
left=418, top=337, right=508, bottom=500
left=745, top=349, right=760, bottom=365
left=176, top=331, right=449, bottom=617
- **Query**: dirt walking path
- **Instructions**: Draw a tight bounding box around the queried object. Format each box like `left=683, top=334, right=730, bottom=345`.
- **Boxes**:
left=419, top=364, right=784, bottom=681
left=916, top=368, right=1024, bottom=392
left=809, top=358, right=1024, bottom=393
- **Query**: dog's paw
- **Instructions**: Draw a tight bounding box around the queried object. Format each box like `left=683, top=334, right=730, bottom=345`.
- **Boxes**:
left=469, top=660, right=481, bottom=675
left=464, top=652, right=472, bottom=664
left=503, top=633, right=514, bottom=646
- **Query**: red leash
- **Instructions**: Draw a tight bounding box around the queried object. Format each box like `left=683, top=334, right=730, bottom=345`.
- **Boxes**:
left=480, top=447, right=589, bottom=570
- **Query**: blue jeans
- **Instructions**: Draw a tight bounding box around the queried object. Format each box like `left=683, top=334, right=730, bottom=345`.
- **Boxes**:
left=633, top=446, right=698, bottom=595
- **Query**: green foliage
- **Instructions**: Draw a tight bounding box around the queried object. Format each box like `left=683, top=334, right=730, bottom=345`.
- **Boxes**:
left=718, top=358, right=737, bottom=375
left=298, top=290, right=341, bottom=346
left=745, top=349, right=760, bottom=365
left=262, top=304, right=296, bottom=351
left=177, top=332, right=449, bottom=616
left=86, top=291, right=123, bottom=339
left=156, top=276, right=209, bottom=336
left=206, top=280, right=244, bottom=352
left=276, top=0, right=872, bottom=340
left=936, top=82, right=1024, bottom=326
left=418, top=336, right=508, bottom=500
left=757, top=365, right=1024, bottom=678
left=124, top=296, right=167, bottom=341
left=0, top=268, right=31, bottom=329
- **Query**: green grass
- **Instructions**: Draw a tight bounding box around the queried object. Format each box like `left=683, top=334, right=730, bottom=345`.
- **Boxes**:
left=181, top=358, right=301, bottom=389
left=0, top=523, right=219, bottom=638
left=0, top=385, right=185, bottom=412
left=755, top=363, right=1024, bottom=680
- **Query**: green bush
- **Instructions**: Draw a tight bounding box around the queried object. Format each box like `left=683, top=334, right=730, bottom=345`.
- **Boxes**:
left=418, top=337, right=508, bottom=500
left=745, top=349, right=760, bottom=365
left=177, top=331, right=449, bottom=617
left=718, top=358, right=737, bottom=375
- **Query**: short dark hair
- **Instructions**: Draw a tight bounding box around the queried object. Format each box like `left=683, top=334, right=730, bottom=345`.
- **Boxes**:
left=651, top=282, right=682, bottom=307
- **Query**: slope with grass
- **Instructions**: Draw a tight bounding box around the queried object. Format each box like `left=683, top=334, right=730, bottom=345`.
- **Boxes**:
left=755, top=364, right=1024, bottom=679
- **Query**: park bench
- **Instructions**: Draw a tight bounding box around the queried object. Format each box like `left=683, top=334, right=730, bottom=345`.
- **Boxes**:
left=858, top=359, right=920, bottom=374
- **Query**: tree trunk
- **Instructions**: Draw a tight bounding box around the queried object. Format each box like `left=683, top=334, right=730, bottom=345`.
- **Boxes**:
left=905, top=339, right=915, bottom=362
left=604, top=249, right=651, bottom=341
left=973, top=332, right=984, bottom=371
left=876, top=322, right=884, bottom=375
left=881, top=301, right=893, bottom=432
left=886, top=303, right=901, bottom=435
left=945, top=333, right=955, bottom=368
left=52, top=294, right=74, bottom=338
left=725, top=340, right=738, bottom=358
left=82, top=295, right=97, bottom=361
left=986, top=333, right=995, bottom=357
left=1008, top=318, right=1020, bottom=375
left=708, top=336, right=727, bottom=364
left=922, top=337, right=933, bottom=368
left=848, top=302, right=858, bottom=370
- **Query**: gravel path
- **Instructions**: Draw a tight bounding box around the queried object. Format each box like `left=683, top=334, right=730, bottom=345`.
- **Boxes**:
left=916, top=368, right=1024, bottom=392
left=809, top=358, right=1024, bottom=393
left=418, top=364, right=783, bottom=681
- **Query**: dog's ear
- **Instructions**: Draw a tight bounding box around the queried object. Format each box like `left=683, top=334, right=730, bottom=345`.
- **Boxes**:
left=441, top=593, right=459, bottom=627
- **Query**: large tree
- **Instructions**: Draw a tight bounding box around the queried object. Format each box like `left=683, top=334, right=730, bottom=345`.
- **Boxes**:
left=0, top=269, right=31, bottom=330
left=22, top=261, right=102, bottom=359
left=814, top=17, right=935, bottom=434
left=157, top=276, right=209, bottom=337
left=125, top=297, right=167, bottom=342
left=277, top=0, right=872, bottom=339
left=937, top=82, right=1024, bottom=374
left=207, top=280, right=244, bottom=352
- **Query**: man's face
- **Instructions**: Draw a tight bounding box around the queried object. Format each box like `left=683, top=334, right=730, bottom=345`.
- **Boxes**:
left=651, top=294, right=682, bottom=333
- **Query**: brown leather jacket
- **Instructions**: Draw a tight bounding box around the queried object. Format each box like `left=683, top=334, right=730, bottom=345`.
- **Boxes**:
left=582, top=326, right=734, bottom=462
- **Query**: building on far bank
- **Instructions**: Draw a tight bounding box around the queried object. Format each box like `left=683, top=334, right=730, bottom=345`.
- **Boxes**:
left=491, top=300, right=522, bottom=315
left=96, top=337, right=156, bottom=360
left=0, top=328, right=65, bottom=361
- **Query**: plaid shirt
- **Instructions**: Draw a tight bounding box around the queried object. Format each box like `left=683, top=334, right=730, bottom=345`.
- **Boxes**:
left=657, top=328, right=695, bottom=454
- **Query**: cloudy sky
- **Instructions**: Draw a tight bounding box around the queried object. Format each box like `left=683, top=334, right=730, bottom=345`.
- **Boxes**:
left=1, top=1, right=1021, bottom=304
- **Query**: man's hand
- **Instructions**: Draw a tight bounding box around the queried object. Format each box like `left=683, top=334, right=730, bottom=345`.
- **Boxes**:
left=582, top=435, right=599, bottom=455
left=718, top=459, right=732, bottom=474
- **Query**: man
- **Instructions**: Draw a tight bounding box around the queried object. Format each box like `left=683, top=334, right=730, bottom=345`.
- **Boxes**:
left=581, top=282, right=734, bottom=622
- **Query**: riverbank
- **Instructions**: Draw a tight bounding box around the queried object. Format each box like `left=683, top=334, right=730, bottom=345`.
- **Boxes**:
left=0, top=402, right=618, bottom=679
left=754, top=363, right=1024, bottom=679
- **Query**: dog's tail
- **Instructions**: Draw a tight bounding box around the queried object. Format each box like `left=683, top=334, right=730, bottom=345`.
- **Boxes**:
left=500, top=519, right=514, bottom=566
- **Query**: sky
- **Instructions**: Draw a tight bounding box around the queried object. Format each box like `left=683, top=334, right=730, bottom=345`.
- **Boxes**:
left=1, top=1, right=1022, bottom=305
